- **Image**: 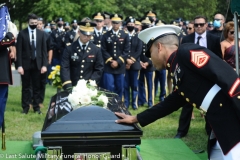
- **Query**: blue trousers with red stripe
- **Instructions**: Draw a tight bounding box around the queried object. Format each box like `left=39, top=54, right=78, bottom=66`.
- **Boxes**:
left=124, top=70, right=139, bottom=109
left=0, top=84, right=8, bottom=128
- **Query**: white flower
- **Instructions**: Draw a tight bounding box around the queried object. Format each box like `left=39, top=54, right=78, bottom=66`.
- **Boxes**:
left=89, top=89, right=98, bottom=97
left=76, top=79, right=87, bottom=87
left=68, top=93, right=80, bottom=107
left=98, top=94, right=109, bottom=106
left=89, top=80, right=97, bottom=87
left=80, top=95, right=91, bottom=105
left=51, top=66, right=56, bottom=70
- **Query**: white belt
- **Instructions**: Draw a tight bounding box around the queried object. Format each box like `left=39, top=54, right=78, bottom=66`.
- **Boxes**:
left=200, top=84, right=221, bottom=112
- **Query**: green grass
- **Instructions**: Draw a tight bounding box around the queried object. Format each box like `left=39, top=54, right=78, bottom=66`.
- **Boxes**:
left=4, top=85, right=208, bottom=151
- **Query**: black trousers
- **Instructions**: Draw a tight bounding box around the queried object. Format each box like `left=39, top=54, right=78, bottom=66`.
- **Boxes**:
left=177, top=103, right=211, bottom=136
left=39, top=71, right=47, bottom=103
left=21, top=60, right=41, bottom=112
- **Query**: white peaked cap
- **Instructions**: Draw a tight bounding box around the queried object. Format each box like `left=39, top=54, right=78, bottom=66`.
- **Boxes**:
left=138, top=25, right=181, bottom=57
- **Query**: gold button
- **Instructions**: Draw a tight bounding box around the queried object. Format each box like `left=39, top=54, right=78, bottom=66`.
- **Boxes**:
left=186, top=98, right=190, bottom=102
left=220, top=103, right=222, bottom=107
left=82, top=60, right=85, bottom=62
left=167, top=63, right=170, bottom=67
left=114, top=50, right=116, bottom=52
left=171, top=73, right=174, bottom=76
left=181, top=92, right=184, bottom=96
left=143, top=49, right=145, bottom=51
left=81, top=70, right=83, bottom=73
left=114, top=42, right=116, bottom=44
left=81, top=65, right=84, bottom=68
left=192, top=103, right=196, bottom=107
left=178, top=78, right=181, bottom=81
left=114, top=54, right=116, bottom=56
left=238, top=96, right=240, bottom=99
left=80, top=76, right=82, bottom=78
left=114, top=46, right=116, bottom=48
left=175, top=86, right=178, bottom=89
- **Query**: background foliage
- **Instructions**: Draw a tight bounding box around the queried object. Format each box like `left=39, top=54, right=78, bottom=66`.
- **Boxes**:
left=4, top=0, right=233, bottom=29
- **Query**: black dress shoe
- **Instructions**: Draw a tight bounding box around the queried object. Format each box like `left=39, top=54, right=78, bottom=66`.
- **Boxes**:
left=21, top=110, right=28, bottom=114
left=174, top=132, right=186, bottom=139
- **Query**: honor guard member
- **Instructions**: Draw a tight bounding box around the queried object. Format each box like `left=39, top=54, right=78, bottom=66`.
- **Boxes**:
left=92, top=12, right=107, bottom=48
left=50, top=17, right=66, bottom=66
left=171, top=19, right=186, bottom=42
left=154, top=22, right=167, bottom=102
left=103, top=12, right=112, bottom=31
left=115, top=25, right=240, bottom=160
left=65, top=20, right=78, bottom=46
left=134, top=19, right=142, bottom=33
left=124, top=16, right=143, bottom=110
left=64, top=22, right=70, bottom=32
left=138, top=17, right=155, bottom=108
left=175, top=17, right=188, bottom=35
left=50, top=21, right=56, bottom=31
left=145, top=11, right=157, bottom=26
left=101, top=14, right=130, bottom=99
left=61, top=22, right=104, bottom=91
left=0, top=32, right=15, bottom=127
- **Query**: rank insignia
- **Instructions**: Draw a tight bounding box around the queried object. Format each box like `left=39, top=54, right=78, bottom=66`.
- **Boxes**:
left=88, top=55, right=95, bottom=58
left=190, top=50, right=209, bottom=68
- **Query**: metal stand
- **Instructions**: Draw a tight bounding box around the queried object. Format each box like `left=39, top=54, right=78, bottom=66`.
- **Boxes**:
left=233, top=12, right=239, bottom=75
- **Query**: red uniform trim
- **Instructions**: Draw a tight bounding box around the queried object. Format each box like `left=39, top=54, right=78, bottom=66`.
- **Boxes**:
left=228, top=78, right=240, bottom=97
left=190, top=50, right=210, bottom=68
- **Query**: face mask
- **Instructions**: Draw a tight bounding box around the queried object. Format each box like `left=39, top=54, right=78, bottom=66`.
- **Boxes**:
left=213, top=20, right=221, bottom=28
left=29, top=24, right=37, bottom=30
left=134, top=27, right=139, bottom=32
left=44, top=28, right=51, bottom=33
left=127, top=26, right=135, bottom=32
left=57, top=23, right=63, bottom=27
left=142, top=25, right=149, bottom=30
left=72, top=25, right=78, bottom=30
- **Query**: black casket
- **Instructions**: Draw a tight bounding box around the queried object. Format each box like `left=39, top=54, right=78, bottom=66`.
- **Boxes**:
left=41, top=90, right=143, bottom=160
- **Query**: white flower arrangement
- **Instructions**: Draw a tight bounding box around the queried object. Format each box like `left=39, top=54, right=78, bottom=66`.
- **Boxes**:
left=68, top=79, right=110, bottom=110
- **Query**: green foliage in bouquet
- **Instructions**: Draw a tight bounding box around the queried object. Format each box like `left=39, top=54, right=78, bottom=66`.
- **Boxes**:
left=48, top=65, right=62, bottom=88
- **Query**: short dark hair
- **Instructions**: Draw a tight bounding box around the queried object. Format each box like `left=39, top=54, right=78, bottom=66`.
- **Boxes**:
left=28, top=13, right=38, bottom=22
left=194, top=15, right=207, bottom=23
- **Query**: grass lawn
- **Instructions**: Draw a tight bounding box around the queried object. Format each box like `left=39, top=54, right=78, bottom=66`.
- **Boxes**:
left=5, top=85, right=208, bottom=151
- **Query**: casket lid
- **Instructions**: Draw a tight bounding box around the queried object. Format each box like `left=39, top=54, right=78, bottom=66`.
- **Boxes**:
left=41, top=106, right=142, bottom=139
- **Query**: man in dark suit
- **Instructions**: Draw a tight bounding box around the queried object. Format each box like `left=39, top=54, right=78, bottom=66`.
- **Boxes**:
left=115, top=25, right=240, bottom=159
left=123, top=16, right=143, bottom=110
left=17, top=14, right=47, bottom=114
left=101, top=14, right=130, bottom=99
left=61, top=22, right=104, bottom=91
left=175, top=15, right=222, bottom=138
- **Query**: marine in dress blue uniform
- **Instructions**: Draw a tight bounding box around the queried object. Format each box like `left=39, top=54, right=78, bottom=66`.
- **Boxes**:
left=0, top=32, right=15, bottom=127
left=101, top=14, right=130, bottom=99
left=64, top=20, right=78, bottom=47
left=61, top=22, right=104, bottom=90
left=116, top=25, right=240, bottom=160
left=123, top=16, right=143, bottom=110
left=138, top=17, right=155, bottom=108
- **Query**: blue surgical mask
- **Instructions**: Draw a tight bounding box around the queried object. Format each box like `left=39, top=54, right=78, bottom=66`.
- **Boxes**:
left=213, top=20, right=221, bottom=28
left=44, top=28, right=51, bottom=33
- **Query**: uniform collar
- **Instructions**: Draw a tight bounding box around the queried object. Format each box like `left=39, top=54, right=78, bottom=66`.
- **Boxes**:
left=78, top=39, right=89, bottom=49
left=166, top=51, right=177, bottom=72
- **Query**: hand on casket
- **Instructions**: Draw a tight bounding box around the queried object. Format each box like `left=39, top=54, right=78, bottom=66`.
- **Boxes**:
left=115, top=112, right=138, bottom=124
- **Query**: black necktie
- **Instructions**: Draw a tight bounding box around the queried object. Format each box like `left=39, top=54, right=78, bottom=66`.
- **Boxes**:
left=82, top=45, right=86, bottom=53
left=31, top=30, right=36, bottom=60
left=98, top=32, right=101, bottom=37
left=196, top=36, right=202, bottom=45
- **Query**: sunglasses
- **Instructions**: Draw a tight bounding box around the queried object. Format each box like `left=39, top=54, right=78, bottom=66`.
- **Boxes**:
left=229, top=31, right=234, bottom=34
left=95, top=20, right=103, bottom=23
left=194, top=23, right=205, bottom=27
left=186, top=27, right=192, bottom=30
left=112, top=21, right=121, bottom=24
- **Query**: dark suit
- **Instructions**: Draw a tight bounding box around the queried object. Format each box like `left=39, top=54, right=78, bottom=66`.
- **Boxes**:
left=61, top=40, right=104, bottom=89
left=101, top=29, right=130, bottom=98
left=17, top=28, right=47, bottom=113
left=124, top=32, right=142, bottom=109
left=177, top=31, right=222, bottom=137
left=137, top=43, right=240, bottom=157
